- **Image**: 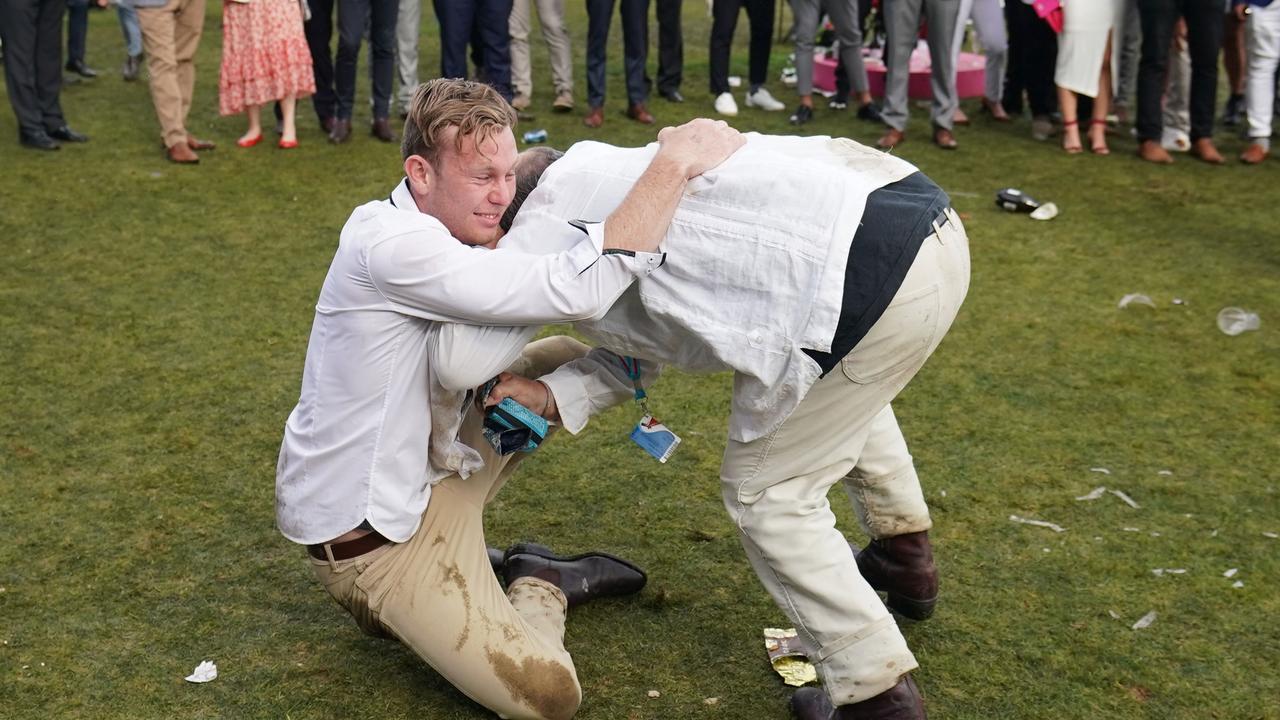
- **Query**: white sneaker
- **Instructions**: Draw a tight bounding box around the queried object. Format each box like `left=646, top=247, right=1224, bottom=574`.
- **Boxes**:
left=714, top=92, right=739, bottom=117
left=745, top=87, right=785, bottom=111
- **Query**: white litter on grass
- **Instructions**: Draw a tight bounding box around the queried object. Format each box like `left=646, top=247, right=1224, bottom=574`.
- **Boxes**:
left=1264, top=532, right=1279, bottom=539
left=1043, top=548, right=1052, bottom=553
left=1123, top=527, right=1141, bottom=532
left=1118, top=294, right=1156, bottom=309
left=1131, top=611, right=1158, bottom=630
left=1010, top=515, right=1066, bottom=533
left=185, top=660, right=217, bottom=683
left=1029, top=202, right=1059, bottom=221
left=1110, top=490, right=1141, bottom=509
left=1108, top=610, right=1121, bottom=619
left=1224, top=568, right=1239, bottom=578
left=1158, top=470, right=1173, bottom=476
left=647, top=690, right=661, bottom=699
left=1090, top=467, right=1112, bottom=475
left=704, top=698, right=720, bottom=706
left=1150, top=532, right=1162, bottom=537
left=1076, top=486, right=1108, bottom=501
left=1151, top=568, right=1187, bottom=576
left=940, top=490, right=947, bottom=497
left=1233, top=581, right=1245, bottom=589
left=1210, top=529, right=1219, bottom=537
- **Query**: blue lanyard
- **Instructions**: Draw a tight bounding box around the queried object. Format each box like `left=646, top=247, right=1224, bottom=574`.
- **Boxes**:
left=619, top=356, right=650, bottom=414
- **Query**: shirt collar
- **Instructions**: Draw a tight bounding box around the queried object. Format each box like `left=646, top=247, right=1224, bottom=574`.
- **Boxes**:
left=389, top=178, right=417, bottom=211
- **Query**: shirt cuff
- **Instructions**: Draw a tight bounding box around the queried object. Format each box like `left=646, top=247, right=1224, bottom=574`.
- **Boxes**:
left=539, top=370, right=591, bottom=435
left=575, top=220, right=666, bottom=277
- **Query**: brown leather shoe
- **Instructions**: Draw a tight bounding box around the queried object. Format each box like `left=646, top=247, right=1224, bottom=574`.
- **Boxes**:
left=166, top=142, right=199, bottom=164
left=328, top=118, right=352, bottom=144
left=627, top=102, right=655, bottom=124
left=1190, top=137, right=1224, bottom=164
left=790, top=677, right=927, bottom=720
left=583, top=105, right=604, bottom=128
left=876, top=128, right=905, bottom=149
left=1240, top=142, right=1269, bottom=164
left=186, top=135, right=215, bottom=151
left=932, top=127, right=958, bottom=150
left=1138, top=139, right=1174, bottom=164
left=320, top=116, right=336, bottom=134
left=371, top=117, right=394, bottom=143
left=853, top=531, right=938, bottom=621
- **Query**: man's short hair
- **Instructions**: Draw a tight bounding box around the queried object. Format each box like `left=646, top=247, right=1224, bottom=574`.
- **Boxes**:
left=401, top=79, right=518, bottom=166
left=500, top=146, right=565, bottom=232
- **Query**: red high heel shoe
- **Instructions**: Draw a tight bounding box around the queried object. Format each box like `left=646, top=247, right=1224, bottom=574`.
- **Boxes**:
left=278, top=138, right=298, bottom=149
left=1088, top=119, right=1110, bottom=155
left=236, top=133, right=263, bottom=148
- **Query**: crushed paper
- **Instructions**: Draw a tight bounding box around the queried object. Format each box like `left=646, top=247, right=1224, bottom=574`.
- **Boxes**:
left=704, top=698, right=720, bottom=706
left=1009, top=515, right=1066, bottom=533
left=1158, top=470, right=1173, bottom=476
left=1210, top=529, right=1219, bottom=537
left=647, top=690, right=661, bottom=699
left=1090, top=467, right=1112, bottom=475
left=1264, top=532, right=1279, bottom=539
left=1151, top=569, right=1187, bottom=576
left=1118, top=294, right=1156, bottom=310
left=1131, top=612, right=1158, bottom=630
left=1110, top=490, right=1141, bottom=509
left=1224, top=568, right=1239, bottom=578
left=185, top=660, right=217, bottom=683
left=1076, top=486, right=1107, bottom=501
left=764, top=628, right=817, bottom=687
left=1108, top=610, right=1121, bottom=619
left=1233, top=581, right=1245, bottom=589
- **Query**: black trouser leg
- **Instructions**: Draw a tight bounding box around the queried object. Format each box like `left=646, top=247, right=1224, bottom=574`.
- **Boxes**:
left=305, top=0, right=337, bottom=122
left=743, top=0, right=773, bottom=89
left=476, top=0, right=513, bottom=100
left=1136, top=0, right=1176, bottom=142
left=368, top=0, right=396, bottom=118
left=65, top=0, right=87, bottom=65
left=655, top=0, right=682, bottom=93
left=584, top=0, right=614, bottom=107
left=1182, top=0, right=1222, bottom=141
left=433, top=0, right=475, bottom=78
left=36, top=0, right=65, bottom=130
left=709, top=0, right=742, bottom=94
left=1, top=0, right=46, bottom=135
left=335, top=0, right=370, bottom=119
left=620, top=0, right=649, bottom=104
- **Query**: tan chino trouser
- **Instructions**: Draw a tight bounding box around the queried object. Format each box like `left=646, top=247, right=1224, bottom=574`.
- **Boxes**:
left=136, top=0, right=205, bottom=149
left=721, top=209, right=971, bottom=707
left=311, top=337, right=592, bottom=720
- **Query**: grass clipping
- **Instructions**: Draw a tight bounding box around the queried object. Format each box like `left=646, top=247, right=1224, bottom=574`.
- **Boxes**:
left=764, top=628, right=817, bottom=687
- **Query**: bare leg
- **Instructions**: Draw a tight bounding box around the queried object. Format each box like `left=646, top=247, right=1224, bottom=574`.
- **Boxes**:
left=241, top=105, right=262, bottom=144
left=280, top=95, right=297, bottom=143
left=1089, top=32, right=1113, bottom=154
left=1058, top=86, right=1081, bottom=153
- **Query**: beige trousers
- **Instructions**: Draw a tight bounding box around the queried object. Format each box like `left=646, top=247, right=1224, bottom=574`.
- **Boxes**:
left=136, top=0, right=205, bottom=148
left=508, top=0, right=573, bottom=98
left=311, top=336, right=592, bottom=720
left=721, top=209, right=971, bottom=706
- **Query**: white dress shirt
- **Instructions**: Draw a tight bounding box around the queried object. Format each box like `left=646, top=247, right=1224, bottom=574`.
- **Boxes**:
left=431, top=134, right=920, bottom=443
left=276, top=179, right=663, bottom=544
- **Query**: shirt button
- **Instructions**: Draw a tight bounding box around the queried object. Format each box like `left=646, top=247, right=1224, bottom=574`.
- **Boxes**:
left=748, top=329, right=765, bottom=347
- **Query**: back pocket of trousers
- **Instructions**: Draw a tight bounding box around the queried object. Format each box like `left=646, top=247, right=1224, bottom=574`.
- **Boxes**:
left=841, top=284, right=940, bottom=385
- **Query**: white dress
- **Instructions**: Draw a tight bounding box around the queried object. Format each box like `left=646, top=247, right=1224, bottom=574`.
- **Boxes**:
left=1054, top=0, right=1126, bottom=98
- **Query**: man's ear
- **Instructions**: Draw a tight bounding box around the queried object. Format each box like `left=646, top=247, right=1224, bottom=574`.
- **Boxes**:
left=404, top=155, right=433, bottom=196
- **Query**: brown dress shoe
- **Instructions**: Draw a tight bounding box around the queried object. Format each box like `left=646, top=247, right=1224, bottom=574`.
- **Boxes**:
left=320, top=116, right=336, bottom=134
left=627, top=102, right=655, bottom=124
left=371, top=117, right=394, bottom=142
left=1240, top=142, right=1269, bottom=164
left=853, top=531, right=938, bottom=621
left=932, top=127, right=958, bottom=150
left=876, top=128, right=905, bottom=149
left=166, top=142, right=199, bottom=164
left=1190, top=137, right=1224, bottom=164
left=1138, top=139, right=1174, bottom=164
left=328, top=118, right=352, bottom=144
left=790, top=677, right=927, bottom=720
left=583, top=105, right=604, bottom=128
left=186, top=135, right=215, bottom=151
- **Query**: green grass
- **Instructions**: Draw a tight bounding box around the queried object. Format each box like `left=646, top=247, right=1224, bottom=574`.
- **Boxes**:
left=2, top=4, right=1278, bottom=719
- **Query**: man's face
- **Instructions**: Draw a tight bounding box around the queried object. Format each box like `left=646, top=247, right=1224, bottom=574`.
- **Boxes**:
left=415, top=127, right=518, bottom=249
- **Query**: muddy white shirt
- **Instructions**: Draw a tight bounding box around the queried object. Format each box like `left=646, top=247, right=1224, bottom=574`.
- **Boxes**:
left=276, top=179, right=663, bottom=545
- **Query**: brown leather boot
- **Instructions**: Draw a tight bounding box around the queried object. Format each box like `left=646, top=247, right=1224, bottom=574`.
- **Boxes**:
left=166, top=142, right=199, bottom=164
left=790, top=676, right=927, bottom=720
left=1138, top=139, right=1174, bottom=164
left=876, top=127, right=905, bottom=149
left=583, top=105, right=604, bottom=128
left=1240, top=142, right=1269, bottom=164
left=1190, top=137, right=1224, bottom=164
left=853, top=531, right=937, bottom=620
left=626, top=102, right=655, bottom=124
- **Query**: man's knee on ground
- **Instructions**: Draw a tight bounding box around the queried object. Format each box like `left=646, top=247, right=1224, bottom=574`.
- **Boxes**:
left=486, top=652, right=583, bottom=720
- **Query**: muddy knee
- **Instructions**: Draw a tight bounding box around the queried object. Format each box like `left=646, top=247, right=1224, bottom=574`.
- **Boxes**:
left=486, top=649, right=583, bottom=720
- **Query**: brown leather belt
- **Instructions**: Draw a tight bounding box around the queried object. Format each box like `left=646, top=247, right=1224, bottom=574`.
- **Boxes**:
left=307, top=530, right=392, bottom=561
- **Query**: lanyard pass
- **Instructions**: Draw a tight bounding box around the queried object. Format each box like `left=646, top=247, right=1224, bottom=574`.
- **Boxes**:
left=619, top=356, right=680, bottom=463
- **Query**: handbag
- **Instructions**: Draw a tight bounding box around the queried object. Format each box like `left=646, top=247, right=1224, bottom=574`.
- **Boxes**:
left=1031, top=0, right=1064, bottom=33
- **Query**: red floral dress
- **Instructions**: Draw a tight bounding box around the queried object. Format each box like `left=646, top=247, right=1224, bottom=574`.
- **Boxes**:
left=219, top=0, right=316, bottom=115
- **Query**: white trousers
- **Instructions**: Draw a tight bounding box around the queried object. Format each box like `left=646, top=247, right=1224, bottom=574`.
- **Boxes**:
left=950, top=0, right=1007, bottom=102
left=395, top=0, right=421, bottom=112
left=1246, top=2, right=1280, bottom=147
left=721, top=209, right=971, bottom=706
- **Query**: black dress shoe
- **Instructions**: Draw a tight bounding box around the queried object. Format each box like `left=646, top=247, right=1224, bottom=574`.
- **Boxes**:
left=19, top=131, right=60, bottom=150
left=48, top=126, right=88, bottom=143
left=503, top=545, right=646, bottom=607
left=65, top=60, right=98, bottom=78
left=659, top=88, right=685, bottom=103
left=857, top=103, right=884, bottom=123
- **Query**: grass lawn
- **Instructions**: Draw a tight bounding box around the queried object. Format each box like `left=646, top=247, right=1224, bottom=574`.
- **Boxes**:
left=1, top=3, right=1278, bottom=719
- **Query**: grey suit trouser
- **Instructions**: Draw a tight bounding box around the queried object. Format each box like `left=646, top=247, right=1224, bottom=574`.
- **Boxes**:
left=395, top=0, right=420, bottom=112
left=881, top=0, right=960, bottom=131
left=792, top=0, right=869, bottom=96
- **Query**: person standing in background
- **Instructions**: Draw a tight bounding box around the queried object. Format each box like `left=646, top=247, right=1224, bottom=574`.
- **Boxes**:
left=583, top=0, right=653, bottom=127
left=878, top=0, right=962, bottom=149
left=1238, top=0, right=1280, bottom=163
left=219, top=0, right=316, bottom=149
left=509, top=0, right=574, bottom=112
left=115, top=0, right=144, bottom=80
left=394, top=0, right=422, bottom=117
left=1135, top=0, right=1225, bottom=164
left=708, top=0, right=785, bottom=116
left=1004, top=0, right=1059, bottom=141
left=65, top=0, right=102, bottom=77
left=1055, top=0, right=1124, bottom=154
left=435, top=0, right=514, bottom=103
left=0, top=0, right=89, bottom=149
left=950, top=0, right=1009, bottom=124
left=305, top=0, right=397, bottom=144
left=134, top=0, right=215, bottom=162
left=788, top=0, right=881, bottom=126
left=654, top=0, right=683, bottom=102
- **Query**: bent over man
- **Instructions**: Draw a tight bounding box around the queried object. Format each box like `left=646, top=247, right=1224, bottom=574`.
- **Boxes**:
left=275, top=78, right=743, bottom=719
left=437, top=133, right=971, bottom=719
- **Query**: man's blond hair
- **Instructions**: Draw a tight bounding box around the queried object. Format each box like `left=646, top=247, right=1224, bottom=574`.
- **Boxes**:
left=401, top=79, right=517, bottom=166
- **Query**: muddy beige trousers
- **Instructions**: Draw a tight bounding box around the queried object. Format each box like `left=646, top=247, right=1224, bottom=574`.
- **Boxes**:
left=311, top=336, right=591, bottom=720
left=721, top=209, right=971, bottom=707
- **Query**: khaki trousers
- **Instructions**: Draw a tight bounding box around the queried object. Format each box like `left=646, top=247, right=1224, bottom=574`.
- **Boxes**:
left=721, top=209, right=971, bottom=706
left=508, top=0, right=573, bottom=98
left=136, top=0, right=204, bottom=149
left=311, top=337, right=591, bottom=720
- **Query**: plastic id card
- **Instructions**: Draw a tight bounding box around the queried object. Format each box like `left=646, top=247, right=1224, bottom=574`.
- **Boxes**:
left=629, top=414, right=681, bottom=463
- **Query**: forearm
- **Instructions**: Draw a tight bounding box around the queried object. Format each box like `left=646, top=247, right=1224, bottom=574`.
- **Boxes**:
left=600, top=155, right=688, bottom=253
